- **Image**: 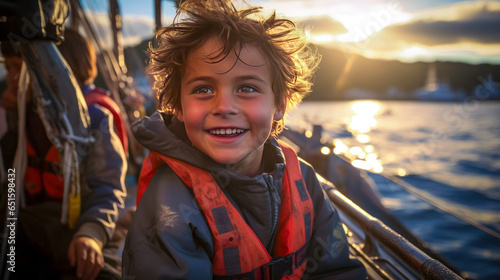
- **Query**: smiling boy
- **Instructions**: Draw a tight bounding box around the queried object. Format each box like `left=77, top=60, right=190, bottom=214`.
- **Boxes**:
left=123, top=0, right=367, bottom=279
left=178, top=37, right=283, bottom=177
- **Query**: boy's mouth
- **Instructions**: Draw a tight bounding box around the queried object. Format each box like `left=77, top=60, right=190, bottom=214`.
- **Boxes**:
left=208, top=128, right=246, bottom=137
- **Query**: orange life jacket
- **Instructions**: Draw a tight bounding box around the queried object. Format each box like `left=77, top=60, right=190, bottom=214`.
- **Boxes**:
left=25, top=141, right=64, bottom=199
left=24, top=87, right=127, bottom=199
left=137, top=141, right=314, bottom=279
left=84, top=87, right=129, bottom=157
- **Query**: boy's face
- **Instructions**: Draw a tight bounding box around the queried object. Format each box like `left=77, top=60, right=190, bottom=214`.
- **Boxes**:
left=177, top=37, right=284, bottom=177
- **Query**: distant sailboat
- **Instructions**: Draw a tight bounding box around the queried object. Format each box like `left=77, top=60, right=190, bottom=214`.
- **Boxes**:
left=424, top=63, right=438, bottom=92
left=414, top=63, right=466, bottom=101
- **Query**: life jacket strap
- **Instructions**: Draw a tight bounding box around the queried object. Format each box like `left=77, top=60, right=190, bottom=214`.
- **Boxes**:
left=214, top=243, right=308, bottom=280
left=27, top=154, right=61, bottom=175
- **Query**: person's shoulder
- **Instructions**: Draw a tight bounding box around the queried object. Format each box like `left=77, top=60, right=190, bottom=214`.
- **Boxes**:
left=85, top=86, right=120, bottom=110
left=298, top=157, right=316, bottom=174
left=90, top=86, right=109, bottom=96
left=86, top=102, right=112, bottom=121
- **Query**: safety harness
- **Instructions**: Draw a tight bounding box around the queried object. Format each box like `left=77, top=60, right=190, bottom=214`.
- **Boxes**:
left=137, top=141, right=314, bottom=279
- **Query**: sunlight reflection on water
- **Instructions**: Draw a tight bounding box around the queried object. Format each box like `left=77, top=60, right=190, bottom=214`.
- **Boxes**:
left=315, top=100, right=386, bottom=173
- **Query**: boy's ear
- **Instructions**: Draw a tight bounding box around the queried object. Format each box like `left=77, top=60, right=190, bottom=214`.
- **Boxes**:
left=175, top=108, right=185, bottom=122
left=273, top=104, right=285, bottom=121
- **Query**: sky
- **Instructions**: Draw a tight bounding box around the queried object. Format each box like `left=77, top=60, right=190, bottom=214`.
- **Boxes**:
left=79, top=0, right=500, bottom=65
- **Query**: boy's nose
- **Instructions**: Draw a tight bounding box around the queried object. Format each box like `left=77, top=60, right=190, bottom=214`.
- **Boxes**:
left=212, top=90, right=238, bottom=117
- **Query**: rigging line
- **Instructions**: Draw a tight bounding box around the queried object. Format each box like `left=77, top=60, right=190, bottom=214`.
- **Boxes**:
left=76, top=0, right=130, bottom=113
left=85, top=0, right=123, bottom=77
left=75, top=0, right=119, bottom=84
left=388, top=175, right=500, bottom=240
left=80, top=0, right=137, bottom=95
left=84, top=0, right=124, bottom=78
left=75, top=1, right=130, bottom=132
left=85, top=0, right=110, bottom=45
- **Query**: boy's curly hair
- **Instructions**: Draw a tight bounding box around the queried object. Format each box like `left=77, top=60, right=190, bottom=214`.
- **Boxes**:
left=148, top=0, right=321, bottom=135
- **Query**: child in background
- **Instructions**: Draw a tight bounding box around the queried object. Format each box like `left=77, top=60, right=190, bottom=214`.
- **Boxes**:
left=123, top=0, right=367, bottom=279
left=57, top=28, right=129, bottom=157
left=0, top=32, right=126, bottom=280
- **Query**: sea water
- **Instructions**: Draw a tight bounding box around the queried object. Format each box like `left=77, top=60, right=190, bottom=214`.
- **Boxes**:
left=286, top=100, right=500, bottom=280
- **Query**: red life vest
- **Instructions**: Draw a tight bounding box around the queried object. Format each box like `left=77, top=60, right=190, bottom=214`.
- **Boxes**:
left=137, top=141, right=314, bottom=279
left=84, top=87, right=129, bottom=157
left=25, top=141, right=64, bottom=199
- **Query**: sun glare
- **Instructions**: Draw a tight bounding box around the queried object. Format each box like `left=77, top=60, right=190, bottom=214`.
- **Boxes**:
left=330, top=3, right=412, bottom=43
left=351, top=101, right=381, bottom=116
left=311, top=34, right=336, bottom=44
left=400, top=46, right=428, bottom=59
left=348, top=101, right=380, bottom=134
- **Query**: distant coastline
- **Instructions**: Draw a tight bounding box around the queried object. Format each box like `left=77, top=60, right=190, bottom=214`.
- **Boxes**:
left=309, top=45, right=500, bottom=101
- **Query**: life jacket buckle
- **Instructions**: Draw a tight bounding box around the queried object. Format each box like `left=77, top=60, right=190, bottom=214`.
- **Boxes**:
left=262, top=254, right=294, bottom=280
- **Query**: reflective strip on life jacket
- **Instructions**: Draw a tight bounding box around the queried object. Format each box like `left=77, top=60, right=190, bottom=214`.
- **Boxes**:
left=84, top=87, right=129, bottom=157
left=25, top=139, right=64, bottom=199
left=137, top=140, right=314, bottom=279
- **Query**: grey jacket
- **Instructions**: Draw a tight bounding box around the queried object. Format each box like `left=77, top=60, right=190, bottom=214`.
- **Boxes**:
left=123, top=112, right=366, bottom=279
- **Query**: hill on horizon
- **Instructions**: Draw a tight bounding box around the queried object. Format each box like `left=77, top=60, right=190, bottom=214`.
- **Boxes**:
left=310, top=45, right=500, bottom=101
left=128, top=38, right=500, bottom=101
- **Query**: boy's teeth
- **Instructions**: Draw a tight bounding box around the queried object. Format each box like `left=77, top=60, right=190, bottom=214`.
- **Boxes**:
left=210, top=128, right=245, bottom=135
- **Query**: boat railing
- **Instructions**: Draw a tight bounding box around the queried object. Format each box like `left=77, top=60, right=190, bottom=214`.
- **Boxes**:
left=319, top=178, right=464, bottom=280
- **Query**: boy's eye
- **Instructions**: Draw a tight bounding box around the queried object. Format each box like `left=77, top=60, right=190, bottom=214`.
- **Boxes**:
left=192, top=87, right=213, bottom=94
left=238, top=86, right=257, bottom=93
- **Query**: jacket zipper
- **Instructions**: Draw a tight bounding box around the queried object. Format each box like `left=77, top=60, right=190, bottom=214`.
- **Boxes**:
left=265, top=175, right=281, bottom=251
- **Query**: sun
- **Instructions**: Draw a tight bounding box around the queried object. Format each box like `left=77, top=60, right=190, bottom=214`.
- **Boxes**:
left=399, top=46, right=428, bottom=60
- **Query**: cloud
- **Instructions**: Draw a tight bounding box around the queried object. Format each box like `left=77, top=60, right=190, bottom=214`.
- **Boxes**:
left=333, top=1, right=500, bottom=64
left=370, top=1, right=500, bottom=46
left=122, top=16, right=155, bottom=46
left=82, top=12, right=154, bottom=49
left=391, top=19, right=500, bottom=45
left=260, top=0, right=405, bottom=21
left=299, top=16, right=348, bottom=35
